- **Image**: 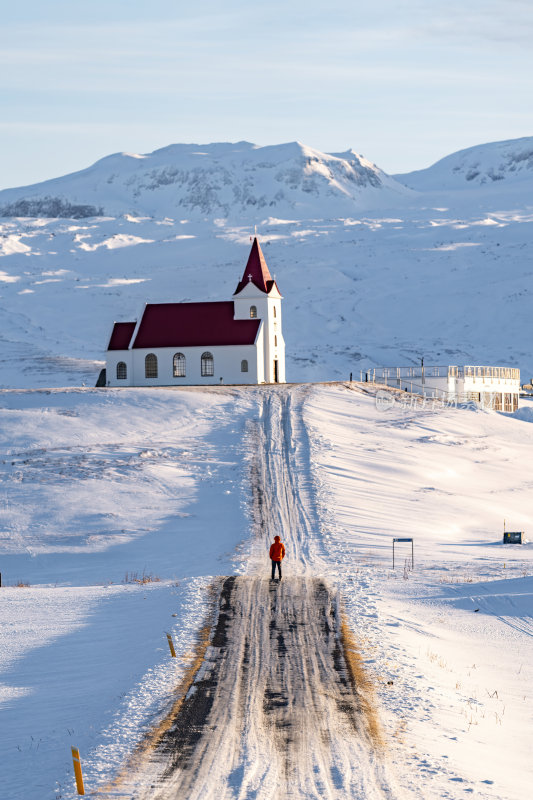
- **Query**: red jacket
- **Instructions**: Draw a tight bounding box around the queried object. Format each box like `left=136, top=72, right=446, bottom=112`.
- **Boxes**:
left=269, top=539, right=285, bottom=561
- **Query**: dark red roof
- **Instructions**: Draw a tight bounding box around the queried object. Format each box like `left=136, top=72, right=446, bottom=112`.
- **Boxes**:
left=234, top=237, right=277, bottom=295
left=108, top=321, right=136, bottom=350
left=132, top=301, right=260, bottom=349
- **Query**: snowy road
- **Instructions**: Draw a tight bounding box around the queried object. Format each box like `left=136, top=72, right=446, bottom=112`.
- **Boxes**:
left=133, top=388, right=396, bottom=800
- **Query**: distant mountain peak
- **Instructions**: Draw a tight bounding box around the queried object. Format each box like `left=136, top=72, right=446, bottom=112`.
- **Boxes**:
left=396, top=135, right=533, bottom=191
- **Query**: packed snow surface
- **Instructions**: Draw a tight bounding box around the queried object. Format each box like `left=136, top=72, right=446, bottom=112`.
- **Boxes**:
left=1, top=384, right=532, bottom=799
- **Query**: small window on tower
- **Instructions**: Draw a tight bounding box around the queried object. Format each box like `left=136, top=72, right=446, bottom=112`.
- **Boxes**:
left=273, top=306, right=277, bottom=318
left=250, top=305, right=257, bottom=318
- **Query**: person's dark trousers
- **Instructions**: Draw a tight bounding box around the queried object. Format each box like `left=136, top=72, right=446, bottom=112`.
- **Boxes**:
left=271, top=560, right=282, bottom=580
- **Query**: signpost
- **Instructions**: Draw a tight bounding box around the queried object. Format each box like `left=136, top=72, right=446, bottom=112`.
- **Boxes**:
left=392, top=537, right=414, bottom=569
left=503, top=531, right=523, bottom=544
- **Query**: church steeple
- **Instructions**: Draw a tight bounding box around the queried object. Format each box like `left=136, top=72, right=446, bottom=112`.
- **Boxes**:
left=234, top=237, right=276, bottom=295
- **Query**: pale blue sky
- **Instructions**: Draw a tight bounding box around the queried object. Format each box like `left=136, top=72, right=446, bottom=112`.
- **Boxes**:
left=1, top=0, right=532, bottom=189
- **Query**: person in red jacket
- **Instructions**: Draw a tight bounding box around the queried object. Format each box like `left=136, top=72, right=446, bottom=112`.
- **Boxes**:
left=269, top=535, right=285, bottom=580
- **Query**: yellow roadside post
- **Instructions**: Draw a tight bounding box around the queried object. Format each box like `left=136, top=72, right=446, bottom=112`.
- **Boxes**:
left=166, top=632, right=177, bottom=658
left=71, top=746, right=85, bottom=795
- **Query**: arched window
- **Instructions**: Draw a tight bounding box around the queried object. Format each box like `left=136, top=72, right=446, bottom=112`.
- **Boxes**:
left=145, top=353, right=158, bottom=378
left=241, top=359, right=248, bottom=373
left=116, top=361, right=127, bottom=380
left=201, top=352, right=214, bottom=377
left=273, top=306, right=277, bottom=318
left=173, top=352, right=186, bottom=377
left=250, top=305, right=257, bottom=318
left=274, top=335, right=277, bottom=347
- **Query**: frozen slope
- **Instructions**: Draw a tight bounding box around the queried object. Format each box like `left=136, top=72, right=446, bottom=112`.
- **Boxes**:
left=0, top=208, right=531, bottom=388
left=0, top=141, right=411, bottom=220
left=395, top=136, right=533, bottom=192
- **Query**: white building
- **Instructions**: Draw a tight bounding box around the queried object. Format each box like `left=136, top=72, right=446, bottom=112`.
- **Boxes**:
left=104, top=238, right=286, bottom=387
left=368, top=364, right=520, bottom=411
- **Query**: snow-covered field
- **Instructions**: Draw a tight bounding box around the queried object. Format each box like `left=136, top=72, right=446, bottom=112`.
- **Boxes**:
left=306, top=385, right=533, bottom=800
left=1, top=384, right=532, bottom=799
left=0, top=387, right=256, bottom=799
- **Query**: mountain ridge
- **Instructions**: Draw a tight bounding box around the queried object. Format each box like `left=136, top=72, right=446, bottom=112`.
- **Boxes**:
left=395, top=135, right=533, bottom=191
left=0, top=140, right=410, bottom=220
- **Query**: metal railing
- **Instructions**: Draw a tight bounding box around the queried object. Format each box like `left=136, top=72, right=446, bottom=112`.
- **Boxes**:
left=365, top=365, right=520, bottom=382
left=367, top=378, right=519, bottom=411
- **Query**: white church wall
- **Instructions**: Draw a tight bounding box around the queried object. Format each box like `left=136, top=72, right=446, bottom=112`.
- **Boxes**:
left=106, top=351, right=133, bottom=386
left=123, top=344, right=260, bottom=387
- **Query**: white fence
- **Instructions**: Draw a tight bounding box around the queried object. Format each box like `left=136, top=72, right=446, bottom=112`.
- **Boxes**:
left=365, top=365, right=520, bottom=382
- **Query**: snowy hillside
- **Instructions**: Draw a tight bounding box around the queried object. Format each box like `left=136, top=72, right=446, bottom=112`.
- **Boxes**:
left=396, top=136, right=533, bottom=191
left=0, top=141, right=410, bottom=220
left=0, top=135, right=532, bottom=389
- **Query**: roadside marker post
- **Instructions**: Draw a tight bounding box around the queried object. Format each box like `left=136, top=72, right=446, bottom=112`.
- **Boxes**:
left=392, top=538, right=414, bottom=569
left=166, top=632, right=177, bottom=658
left=71, top=746, right=85, bottom=795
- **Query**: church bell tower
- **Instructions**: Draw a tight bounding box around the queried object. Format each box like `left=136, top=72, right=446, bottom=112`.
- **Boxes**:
left=233, top=238, right=285, bottom=384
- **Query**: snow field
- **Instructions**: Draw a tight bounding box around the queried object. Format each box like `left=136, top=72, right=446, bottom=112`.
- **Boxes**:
left=0, top=196, right=532, bottom=391
left=0, top=387, right=257, bottom=799
left=305, top=384, right=533, bottom=800
left=2, top=578, right=211, bottom=800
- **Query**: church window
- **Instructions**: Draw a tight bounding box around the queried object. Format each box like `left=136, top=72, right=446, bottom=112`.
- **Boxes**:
left=273, top=306, right=277, bottom=318
left=250, top=305, right=257, bottom=318
left=173, top=352, right=186, bottom=377
left=116, top=361, right=127, bottom=380
left=241, top=359, right=248, bottom=373
left=145, top=353, right=158, bottom=378
left=274, top=335, right=277, bottom=347
left=201, top=352, right=214, bottom=377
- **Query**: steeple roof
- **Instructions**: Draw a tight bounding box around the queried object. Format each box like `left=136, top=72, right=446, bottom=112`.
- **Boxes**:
left=234, top=237, right=278, bottom=296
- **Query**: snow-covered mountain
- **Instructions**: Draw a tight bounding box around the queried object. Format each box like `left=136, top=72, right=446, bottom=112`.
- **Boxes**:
left=396, top=136, right=533, bottom=191
left=0, top=141, right=410, bottom=220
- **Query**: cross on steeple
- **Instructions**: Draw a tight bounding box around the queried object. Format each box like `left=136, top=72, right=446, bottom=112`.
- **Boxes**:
left=234, top=237, right=276, bottom=296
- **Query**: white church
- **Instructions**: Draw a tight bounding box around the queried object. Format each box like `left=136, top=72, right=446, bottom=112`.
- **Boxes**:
left=104, top=237, right=286, bottom=387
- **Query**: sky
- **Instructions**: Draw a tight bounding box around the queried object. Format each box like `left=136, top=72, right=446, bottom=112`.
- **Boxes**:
left=1, top=0, right=532, bottom=190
